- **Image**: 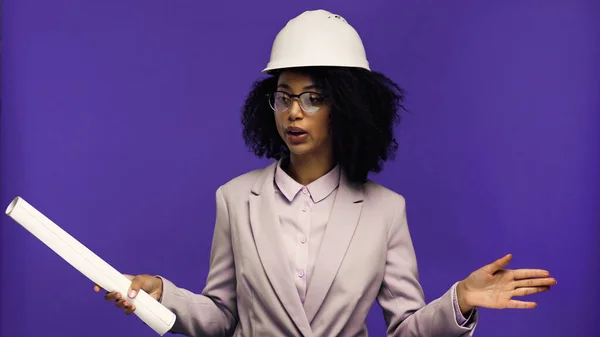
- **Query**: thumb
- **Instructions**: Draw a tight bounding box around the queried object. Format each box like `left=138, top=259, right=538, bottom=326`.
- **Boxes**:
left=127, top=275, right=151, bottom=299
left=484, top=253, right=512, bottom=274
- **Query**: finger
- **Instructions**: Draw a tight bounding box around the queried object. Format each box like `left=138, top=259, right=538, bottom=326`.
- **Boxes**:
left=115, top=299, right=128, bottom=309
left=104, top=291, right=122, bottom=302
left=513, top=286, right=551, bottom=297
left=513, top=269, right=551, bottom=279
left=507, top=299, right=537, bottom=309
left=128, top=275, right=157, bottom=300
left=94, top=284, right=102, bottom=292
left=124, top=304, right=136, bottom=315
left=128, top=275, right=148, bottom=299
left=484, top=254, right=513, bottom=274
left=514, top=277, right=557, bottom=288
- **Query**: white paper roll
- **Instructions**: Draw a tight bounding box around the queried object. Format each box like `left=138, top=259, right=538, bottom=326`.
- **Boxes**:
left=5, top=196, right=176, bottom=336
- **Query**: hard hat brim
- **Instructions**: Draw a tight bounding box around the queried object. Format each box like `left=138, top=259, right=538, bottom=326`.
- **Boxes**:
left=262, top=61, right=371, bottom=74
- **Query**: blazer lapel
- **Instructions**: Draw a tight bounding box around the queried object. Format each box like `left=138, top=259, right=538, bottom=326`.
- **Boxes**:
left=248, top=162, right=313, bottom=337
left=302, top=172, right=364, bottom=324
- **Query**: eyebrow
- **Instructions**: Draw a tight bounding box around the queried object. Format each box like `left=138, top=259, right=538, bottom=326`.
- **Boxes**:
left=277, top=83, right=322, bottom=91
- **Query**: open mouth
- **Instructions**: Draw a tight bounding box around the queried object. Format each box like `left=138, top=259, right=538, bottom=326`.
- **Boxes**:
left=285, top=126, right=308, bottom=143
left=286, top=126, right=307, bottom=136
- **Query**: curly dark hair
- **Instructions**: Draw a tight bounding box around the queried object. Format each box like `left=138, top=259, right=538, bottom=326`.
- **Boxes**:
left=241, top=66, right=406, bottom=185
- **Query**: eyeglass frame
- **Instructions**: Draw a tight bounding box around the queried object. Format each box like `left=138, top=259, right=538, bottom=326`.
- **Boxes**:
left=266, top=90, right=329, bottom=114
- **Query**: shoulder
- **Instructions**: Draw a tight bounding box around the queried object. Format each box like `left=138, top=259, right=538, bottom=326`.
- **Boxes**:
left=216, top=161, right=276, bottom=200
left=359, top=179, right=407, bottom=229
left=361, top=179, right=406, bottom=208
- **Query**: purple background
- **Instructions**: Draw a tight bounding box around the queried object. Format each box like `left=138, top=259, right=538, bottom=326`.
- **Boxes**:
left=2, top=1, right=598, bottom=336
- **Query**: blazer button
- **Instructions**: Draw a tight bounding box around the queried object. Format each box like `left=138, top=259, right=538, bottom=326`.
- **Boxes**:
left=298, top=270, right=305, bottom=278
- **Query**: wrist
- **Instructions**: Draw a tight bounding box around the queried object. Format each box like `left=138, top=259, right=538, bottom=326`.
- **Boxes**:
left=457, top=280, right=475, bottom=315
left=154, top=276, right=164, bottom=301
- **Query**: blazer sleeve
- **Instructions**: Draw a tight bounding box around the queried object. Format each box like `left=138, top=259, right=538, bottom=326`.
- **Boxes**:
left=376, top=195, right=478, bottom=337
left=157, top=186, right=238, bottom=337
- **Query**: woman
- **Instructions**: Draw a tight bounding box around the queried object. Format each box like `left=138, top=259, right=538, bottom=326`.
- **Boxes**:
left=95, top=9, right=556, bottom=337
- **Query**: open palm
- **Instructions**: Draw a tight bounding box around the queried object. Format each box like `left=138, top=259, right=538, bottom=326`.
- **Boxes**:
left=460, top=254, right=557, bottom=310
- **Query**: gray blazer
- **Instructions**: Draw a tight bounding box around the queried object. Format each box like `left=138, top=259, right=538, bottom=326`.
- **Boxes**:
left=159, top=161, right=478, bottom=336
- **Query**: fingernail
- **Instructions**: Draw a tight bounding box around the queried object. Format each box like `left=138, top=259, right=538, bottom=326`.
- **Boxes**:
left=129, top=290, right=136, bottom=298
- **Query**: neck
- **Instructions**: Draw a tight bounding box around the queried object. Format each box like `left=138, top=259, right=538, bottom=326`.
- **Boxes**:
left=286, top=152, right=335, bottom=186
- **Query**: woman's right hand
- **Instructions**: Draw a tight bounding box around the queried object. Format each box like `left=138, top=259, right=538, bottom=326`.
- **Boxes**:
left=93, top=274, right=164, bottom=315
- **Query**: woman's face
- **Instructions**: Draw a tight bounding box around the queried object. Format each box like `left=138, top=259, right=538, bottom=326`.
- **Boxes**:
left=273, top=71, right=333, bottom=159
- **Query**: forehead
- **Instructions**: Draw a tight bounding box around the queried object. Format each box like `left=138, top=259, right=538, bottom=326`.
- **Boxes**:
left=277, top=71, right=316, bottom=91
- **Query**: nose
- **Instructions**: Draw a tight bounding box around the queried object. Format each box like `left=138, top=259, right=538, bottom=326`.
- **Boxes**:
left=287, top=99, right=303, bottom=120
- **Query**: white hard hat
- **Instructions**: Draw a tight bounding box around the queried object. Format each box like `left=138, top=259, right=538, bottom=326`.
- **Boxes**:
left=262, top=9, right=370, bottom=73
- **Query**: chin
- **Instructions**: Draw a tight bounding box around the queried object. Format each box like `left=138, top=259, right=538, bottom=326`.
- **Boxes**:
left=286, top=143, right=316, bottom=156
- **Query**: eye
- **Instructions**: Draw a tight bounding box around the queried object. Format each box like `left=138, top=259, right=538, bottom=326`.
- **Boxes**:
left=308, top=94, right=324, bottom=105
left=274, top=93, right=291, bottom=105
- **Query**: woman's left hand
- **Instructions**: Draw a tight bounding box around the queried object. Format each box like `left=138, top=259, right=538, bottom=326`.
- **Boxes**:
left=456, top=254, right=557, bottom=314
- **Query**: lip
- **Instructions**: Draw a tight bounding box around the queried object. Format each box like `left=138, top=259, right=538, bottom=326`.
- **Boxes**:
left=285, top=126, right=306, bottom=133
left=285, top=126, right=308, bottom=144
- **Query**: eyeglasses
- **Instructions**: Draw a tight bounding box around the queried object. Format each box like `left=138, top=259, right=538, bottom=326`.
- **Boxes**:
left=267, top=91, right=328, bottom=114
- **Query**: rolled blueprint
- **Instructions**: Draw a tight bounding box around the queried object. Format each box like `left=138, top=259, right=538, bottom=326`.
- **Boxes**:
left=5, top=196, right=176, bottom=336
